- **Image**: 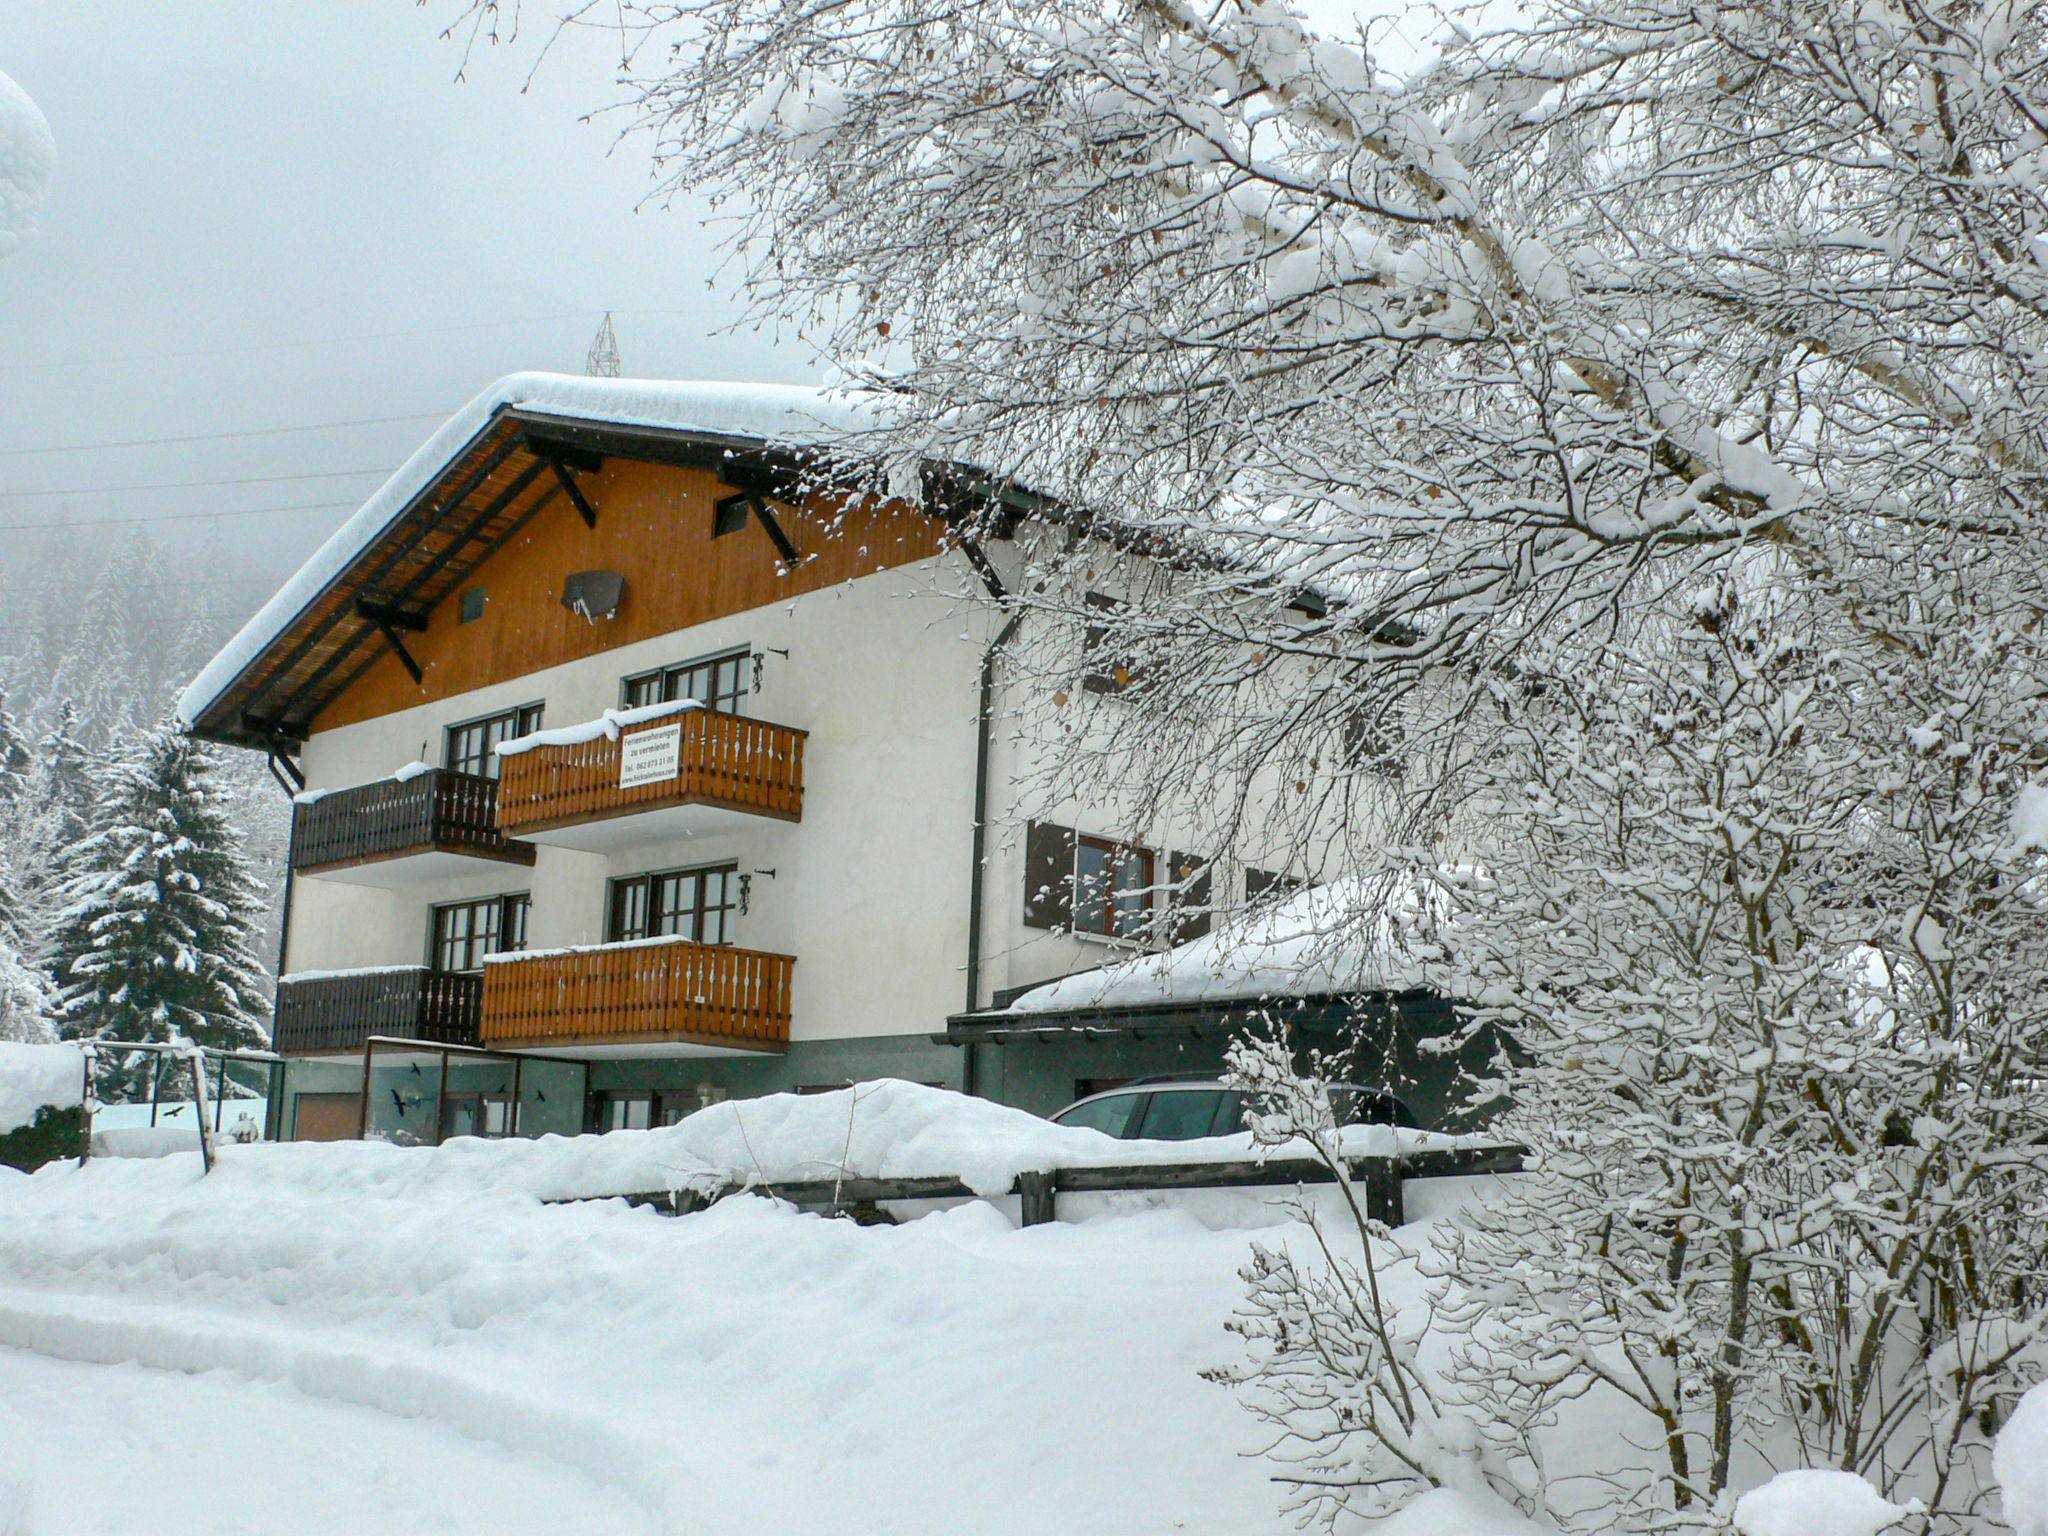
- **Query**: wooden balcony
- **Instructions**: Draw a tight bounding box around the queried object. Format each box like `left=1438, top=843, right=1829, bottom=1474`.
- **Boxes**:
left=292, top=769, right=536, bottom=887
left=273, top=968, right=483, bottom=1055
left=479, top=938, right=794, bottom=1053
left=494, top=708, right=805, bottom=852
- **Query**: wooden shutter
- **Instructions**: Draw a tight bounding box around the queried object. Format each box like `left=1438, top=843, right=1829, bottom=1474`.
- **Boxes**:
left=1022, top=821, right=1076, bottom=929
left=1166, top=851, right=1212, bottom=944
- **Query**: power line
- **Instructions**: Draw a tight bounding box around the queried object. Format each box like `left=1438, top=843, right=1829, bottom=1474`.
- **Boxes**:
left=0, top=410, right=455, bottom=458
left=1, top=466, right=392, bottom=498
left=0, top=499, right=362, bottom=534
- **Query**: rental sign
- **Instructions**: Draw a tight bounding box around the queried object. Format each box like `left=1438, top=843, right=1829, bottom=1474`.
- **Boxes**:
left=618, top=723, right=682, bottom=789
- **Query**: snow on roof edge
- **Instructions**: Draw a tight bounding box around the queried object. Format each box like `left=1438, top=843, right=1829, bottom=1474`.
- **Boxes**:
left=174, top=373, right=893, bottom=736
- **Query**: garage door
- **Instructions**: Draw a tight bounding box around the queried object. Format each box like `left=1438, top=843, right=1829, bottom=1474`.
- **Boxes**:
left=292, top=1093, right=362, bottom=1142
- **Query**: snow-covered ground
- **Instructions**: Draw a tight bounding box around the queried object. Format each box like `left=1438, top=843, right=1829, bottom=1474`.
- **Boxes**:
left=0, top=1348, right=655, bottom=1536
left=3, top=1087, right=1428, bottom=1533
left=0, top=1083, right=2021, bottom=1533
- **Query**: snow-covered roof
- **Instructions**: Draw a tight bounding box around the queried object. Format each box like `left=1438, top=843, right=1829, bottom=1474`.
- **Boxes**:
left=1003, top=876, right=1425, bottom=1016
left=175, top=373, right=899, bottom=744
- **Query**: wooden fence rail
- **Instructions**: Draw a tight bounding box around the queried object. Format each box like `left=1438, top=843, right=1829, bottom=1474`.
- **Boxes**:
left=584, top=1143, right=1527, bottom=1229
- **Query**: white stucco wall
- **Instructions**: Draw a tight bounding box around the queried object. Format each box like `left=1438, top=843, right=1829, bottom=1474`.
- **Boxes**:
left=283, top=534, right=1394, bottom=1041
left=287, top=554, right=998, bottom=1045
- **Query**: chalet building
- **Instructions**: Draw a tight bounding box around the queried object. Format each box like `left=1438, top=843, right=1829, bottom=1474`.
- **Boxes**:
left=181, top=375, right=1484, bottom=1144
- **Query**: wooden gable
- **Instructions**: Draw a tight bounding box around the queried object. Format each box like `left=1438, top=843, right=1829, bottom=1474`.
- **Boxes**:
left=185, top=408, right=950, bottom=750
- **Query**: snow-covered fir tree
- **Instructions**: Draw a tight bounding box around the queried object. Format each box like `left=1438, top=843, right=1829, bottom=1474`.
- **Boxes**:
left=50, top=724, right=270, bottom=1099
left=0, top=685, right=29, bottom=802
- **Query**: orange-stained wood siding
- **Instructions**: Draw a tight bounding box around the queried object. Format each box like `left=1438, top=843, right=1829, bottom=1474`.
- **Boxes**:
left=315, top=458, right=944, bottom=732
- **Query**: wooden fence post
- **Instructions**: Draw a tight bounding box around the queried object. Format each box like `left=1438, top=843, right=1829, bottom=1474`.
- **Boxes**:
left=1017, top=1170, right=1056, bottom=1227
left=1361, top=1158, right=1403, bottom=1228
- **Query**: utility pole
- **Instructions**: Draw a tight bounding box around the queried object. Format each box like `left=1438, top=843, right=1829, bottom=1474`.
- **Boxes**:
left=585, top=311, right=621, bottom=378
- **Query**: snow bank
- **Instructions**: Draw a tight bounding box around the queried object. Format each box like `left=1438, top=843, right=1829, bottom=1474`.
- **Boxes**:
left=0, top=1043, right=82, bottom=1136
left=492, top=697, right=701, bottom=758
left=0, top=1110, right=1308, bottom=1534
left=1008, top=874, right=1424, bottom=1013
left=0, top=68, right=54, bottom=258
left=1732, top=1470, right=1914, bottom=1536
left=1996, top=1381, right=2048, bottom=1536
left=177, top=375, right=896, bottom=733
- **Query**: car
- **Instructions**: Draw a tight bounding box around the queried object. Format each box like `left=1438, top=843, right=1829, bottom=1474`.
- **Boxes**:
left=1049, top=1076, right=1417, bottom=1141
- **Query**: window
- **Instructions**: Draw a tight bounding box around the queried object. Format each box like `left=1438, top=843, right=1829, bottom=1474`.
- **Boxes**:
left=1245, top=867, right=1304, bottom=904
left=441, top=1092, right=511, bottom=1140
left=599, top=1093, right=655, bottom=1133
left=1342, top=701, right=1405, bottom=777
left=1073, top=835, right=1154, bottom=940
left=1052, top=1091, right=1144, bottom=1138
left=445, top=703, right=543, bottom=779
left=1137, top=1089, right=1228, bottom=1141
left=429, top=893, right=530, bottom=974
left=606, top=862, right=740, bottom=945
left=620, top=650, right=749, bottom=716
left=1021, top=822, right=1161, bottom=941
left=459, top=588, right=486, bottom=624
left=1081, top=591, right=1137, bottom=695
left=712, top=493, right=752, bottom=538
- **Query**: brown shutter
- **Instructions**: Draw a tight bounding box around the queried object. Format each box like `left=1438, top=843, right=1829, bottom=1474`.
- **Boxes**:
left=1022, top=821, right=1076, bottom=929
left=1166, top=851, right=1212, bottom=944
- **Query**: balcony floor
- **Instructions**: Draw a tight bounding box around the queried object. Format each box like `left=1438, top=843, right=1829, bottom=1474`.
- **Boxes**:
left=490, top=1037, right=783, bottom=1060
left=297, top=844, right=537, bottom=889
left=511, top=799, right=779, bottom=854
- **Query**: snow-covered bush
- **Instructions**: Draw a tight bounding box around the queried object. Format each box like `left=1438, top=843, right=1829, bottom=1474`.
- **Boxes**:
left=0, top=1040, right=83, bottom=1172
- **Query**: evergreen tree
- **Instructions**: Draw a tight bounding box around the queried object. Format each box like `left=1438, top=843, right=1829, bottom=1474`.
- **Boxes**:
left=50, top=724, right=270, bottom=1099
left=32, top=702, right=93, bottom=846
left=0, top=685, right=29, bottom=802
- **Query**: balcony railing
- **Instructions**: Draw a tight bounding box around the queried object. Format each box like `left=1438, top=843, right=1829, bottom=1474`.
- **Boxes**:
left=494, top=709, right=805, bottom=839
left=272, top=967, right=483, bottom=1055
left=292, top=769, right=536, bottom=876
left=479, top=938, right=794, bottom=1052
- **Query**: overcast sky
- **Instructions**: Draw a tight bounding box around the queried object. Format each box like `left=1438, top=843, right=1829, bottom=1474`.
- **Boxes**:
left=0, top=3, right=801, bottom=602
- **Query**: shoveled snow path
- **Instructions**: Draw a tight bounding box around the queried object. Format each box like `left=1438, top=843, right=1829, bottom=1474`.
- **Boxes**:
left=0, top=1345, right=656, bottom=1535
left=0, top=1282, right=678, bottom=1523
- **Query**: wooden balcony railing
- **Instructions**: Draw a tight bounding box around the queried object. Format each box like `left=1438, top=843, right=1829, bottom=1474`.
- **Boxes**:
left=494, top=709, right=805, bottom=838
left=273, top=968, right=483, bottom=1055
left=292, top=769, right=536, bottom=875
left=479, top=939, right=794, bottom=1052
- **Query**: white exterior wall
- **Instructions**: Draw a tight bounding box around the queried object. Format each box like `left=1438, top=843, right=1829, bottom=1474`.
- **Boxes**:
left=284, top=535, right=1386, bottom=1040
left=287, top=556, right=1004, bottom=1044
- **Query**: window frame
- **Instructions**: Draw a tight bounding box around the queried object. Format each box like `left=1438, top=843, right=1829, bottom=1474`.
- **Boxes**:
left=618, top=648, right=751, bottom=716
left=1071, top=835, right=1155, bottom=941
left=605, top=860, right=742, bottom=946
left=427, top=892, right=532, bottom=975
left=443, top=701, right=544, bottom=779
